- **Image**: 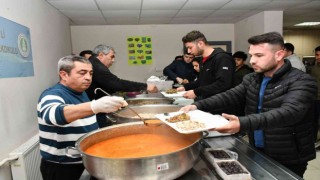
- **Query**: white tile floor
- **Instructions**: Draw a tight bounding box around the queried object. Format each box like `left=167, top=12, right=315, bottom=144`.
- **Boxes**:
left=304, top=151, right=320, bottom=179
left=304, top=148, right=320, bottom=180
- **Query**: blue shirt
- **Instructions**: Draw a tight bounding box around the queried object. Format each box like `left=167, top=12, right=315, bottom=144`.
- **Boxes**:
left=254, top=77, right=271, bottom=148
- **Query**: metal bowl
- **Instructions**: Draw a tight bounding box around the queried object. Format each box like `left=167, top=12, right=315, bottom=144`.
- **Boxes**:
left=107, top=104, right=183, bottom=124
left=67, top=122, right=202, bottom=180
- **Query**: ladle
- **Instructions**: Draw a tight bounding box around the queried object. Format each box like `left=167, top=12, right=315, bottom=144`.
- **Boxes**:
left=94, top=88, right=162, bottom=127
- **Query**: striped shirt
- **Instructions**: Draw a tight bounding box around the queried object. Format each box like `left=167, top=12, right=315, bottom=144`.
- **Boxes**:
left=37, top=83, right=98, bottom=163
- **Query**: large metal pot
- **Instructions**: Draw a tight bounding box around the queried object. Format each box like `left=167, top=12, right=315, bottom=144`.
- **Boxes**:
left=67, top=122, right=202, bottom=180
left=107, top=104, right=182, bottom=124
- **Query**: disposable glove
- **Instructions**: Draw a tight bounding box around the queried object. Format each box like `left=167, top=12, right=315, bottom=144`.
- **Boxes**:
left=90, top=96, right=127, bottom=114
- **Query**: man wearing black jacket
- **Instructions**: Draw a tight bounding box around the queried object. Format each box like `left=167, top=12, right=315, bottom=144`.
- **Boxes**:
left=177, top=31, right=235, bottom=101
left=181, top=32, right=317, bottom=177
left=177, top=30, right=235, bottom=115
left=86, top=44, right=158, bottom=127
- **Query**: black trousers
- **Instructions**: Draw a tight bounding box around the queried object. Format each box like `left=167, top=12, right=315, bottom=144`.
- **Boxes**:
left=40, top=158, right=84, bottom=180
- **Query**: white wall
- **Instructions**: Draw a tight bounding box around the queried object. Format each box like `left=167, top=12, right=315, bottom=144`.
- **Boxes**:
left=234, top=11, right=283, bottom=54
left=0, top=0, right=72, bottom=179
left=71, top=24, right=235, bottom=82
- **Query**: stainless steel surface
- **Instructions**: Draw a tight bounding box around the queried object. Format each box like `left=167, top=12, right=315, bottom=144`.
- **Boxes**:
left=125, top=97, right=174, bottom=106
left=106, top=104, right=183, bottom=124
left=74, top=122, right=202, bottom=180
left=78, top=135, right=302, bottom=180
left=203, top=136, right=303, bottom=180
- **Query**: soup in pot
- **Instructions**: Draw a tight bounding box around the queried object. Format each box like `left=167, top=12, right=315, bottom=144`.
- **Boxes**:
left=85, top=133, right=194, bottom=158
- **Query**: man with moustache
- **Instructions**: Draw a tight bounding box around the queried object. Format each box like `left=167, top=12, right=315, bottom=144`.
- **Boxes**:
left=37, top=55, right=126, bottom=180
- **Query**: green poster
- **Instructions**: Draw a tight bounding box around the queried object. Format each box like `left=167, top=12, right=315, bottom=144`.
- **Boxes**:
left=127, top=36, right=152, bottom=65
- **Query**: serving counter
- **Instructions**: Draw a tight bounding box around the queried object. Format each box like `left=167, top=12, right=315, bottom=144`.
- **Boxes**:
left=200, top=135, right=302, bottom=180
left=80, top=135, right=302, bottom=180
left=80, top=92, right=302, bottom=179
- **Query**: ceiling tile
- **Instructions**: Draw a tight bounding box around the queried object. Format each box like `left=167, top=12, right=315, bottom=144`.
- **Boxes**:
left=221, top=0, right=272, bottom=10
left=142, top=0, right=187, bottom=10
left=256, top=0, right=312, bottom=10
left=295, top=1, right=320, bottom=9
left=176, top=10, right=214, bottom=18
left=60, top=10, right=102, bottom=19
left=208, top=10, right=248, bottom=18
left=46, top=0, right=98, bottom=10
left=102, top=10, right=140, bottom=18
left=182, top=0, right=230, bottom=10
left=96, top=0, right=142, bottom=10
left=141, top=10, right=178, bottom=18
left=44, top=0, right=320, bottom=29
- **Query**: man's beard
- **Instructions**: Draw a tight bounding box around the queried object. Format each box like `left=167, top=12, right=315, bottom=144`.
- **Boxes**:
left=254, top=64, right=277, bottom=74
left=196, top=46, right=203, bottom=56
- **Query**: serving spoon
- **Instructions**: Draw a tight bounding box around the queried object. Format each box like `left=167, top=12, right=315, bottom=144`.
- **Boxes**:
left=94, top=88, right=162, bottom=127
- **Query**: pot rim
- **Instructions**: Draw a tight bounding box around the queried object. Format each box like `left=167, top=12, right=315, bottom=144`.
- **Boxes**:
left=75, top=122, right=202, bottom=160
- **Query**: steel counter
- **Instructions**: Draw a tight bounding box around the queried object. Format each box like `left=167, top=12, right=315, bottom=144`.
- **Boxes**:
left=202, top=135, right=303, bottom=180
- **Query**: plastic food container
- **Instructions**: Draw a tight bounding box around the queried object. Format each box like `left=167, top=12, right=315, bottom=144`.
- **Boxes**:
left=204, top=148, right=251, bottom=180
left=147, top=80, right=173, bottom=91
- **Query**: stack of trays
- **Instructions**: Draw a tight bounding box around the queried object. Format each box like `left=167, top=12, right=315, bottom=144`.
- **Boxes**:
left=204, top=148, right=251, bottom=180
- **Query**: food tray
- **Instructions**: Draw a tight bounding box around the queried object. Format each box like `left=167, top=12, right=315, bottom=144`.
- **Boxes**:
left=155, top=110, right=229, bottom=134
left=204, top=148, right=238, bottom=161
left=160, top=91, right=186, bottom=98
left=213, top=160, right=251, bottom=180
left=204, top=148, right=251, bottom=180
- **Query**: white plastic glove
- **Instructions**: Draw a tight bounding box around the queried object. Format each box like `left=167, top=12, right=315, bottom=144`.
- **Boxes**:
left=90, top=96, right=127, bottom=114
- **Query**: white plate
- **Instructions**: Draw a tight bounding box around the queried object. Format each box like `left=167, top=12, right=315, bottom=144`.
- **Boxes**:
left=155, top=110, right=229, bottom=134
left=161, top=91, right=186, bottom=98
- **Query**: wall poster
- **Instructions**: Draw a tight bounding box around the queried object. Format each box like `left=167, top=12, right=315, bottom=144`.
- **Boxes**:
left=0, top=16, right=34, bottom=78
left=127, top=36, right=152, bottom=65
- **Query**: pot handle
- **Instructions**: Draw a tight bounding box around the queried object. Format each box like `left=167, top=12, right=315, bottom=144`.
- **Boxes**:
left=202, top=131, right=209, bottom=138
left=65, top=146, right=82, bottom=158
left=106, top=113, right=118, bottom=123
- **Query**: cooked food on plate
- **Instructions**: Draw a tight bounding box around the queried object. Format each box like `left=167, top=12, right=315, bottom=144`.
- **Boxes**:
left=165, top=88, right=178, bottom=94
left=176, top=120, right=206, bottom=131
left=166, top=113, right=190, bottom=123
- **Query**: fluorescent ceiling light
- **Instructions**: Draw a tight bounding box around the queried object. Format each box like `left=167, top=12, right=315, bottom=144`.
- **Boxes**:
left=294, top=22, right=320, bottom=26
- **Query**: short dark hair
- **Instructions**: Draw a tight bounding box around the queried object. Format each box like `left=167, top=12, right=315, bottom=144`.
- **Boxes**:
left=79, top=50, right=92, bottom=57
left=174, top=55, right=183, bottom=60
left=232, top=51, right=247, bottom=61
left=315, top=46, right=320, bottom=52
left=284, top=43, right=295, bottom=53
left=182, top=30, right=208, bottom=44
left=192, top=56, right=201, bottom=63
left=248, top=32, right=284, bottom=50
